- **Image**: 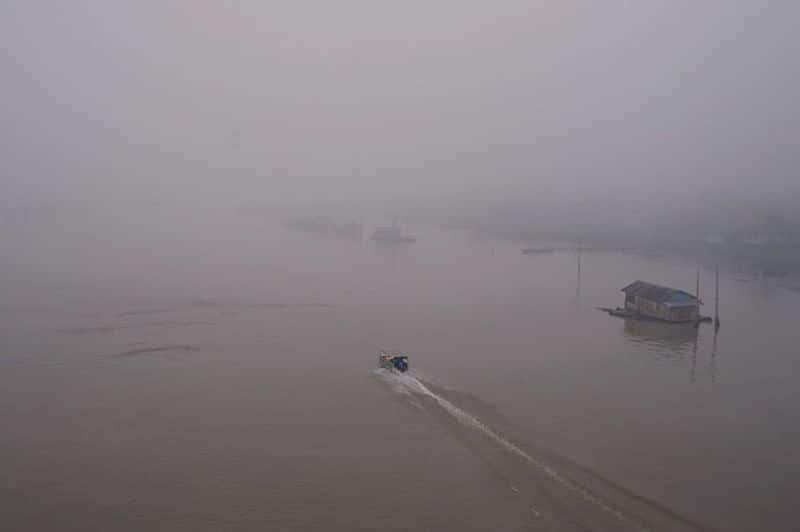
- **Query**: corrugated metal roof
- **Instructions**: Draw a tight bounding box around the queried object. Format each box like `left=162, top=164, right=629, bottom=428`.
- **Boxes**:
left=621, top=281, right=698, bottom=304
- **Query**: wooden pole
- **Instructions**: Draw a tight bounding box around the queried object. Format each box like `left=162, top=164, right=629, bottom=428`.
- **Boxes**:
left=695, top=267, right=701, bottom=325
left=714, top=264, right=721, bottom=328
left=695, top=267, right=700, bottom=300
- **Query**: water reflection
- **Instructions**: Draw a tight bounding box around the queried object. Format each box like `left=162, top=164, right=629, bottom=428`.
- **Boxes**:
left=621, top=318, right=725, bottom=382
left=710, top=328, right=719, bottom=382
left=691, top=329, right=698, bottom=383
left=622, top=318, right=699, bottom=356
left=371, top=237, right=413, bottom=269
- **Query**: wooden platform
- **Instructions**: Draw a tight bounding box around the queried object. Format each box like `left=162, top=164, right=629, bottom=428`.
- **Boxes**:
left=596, top=307, right=713, bottom=323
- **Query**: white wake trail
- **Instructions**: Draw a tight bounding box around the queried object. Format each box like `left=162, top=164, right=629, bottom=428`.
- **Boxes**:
left=376, top=369, right=637, bottom=527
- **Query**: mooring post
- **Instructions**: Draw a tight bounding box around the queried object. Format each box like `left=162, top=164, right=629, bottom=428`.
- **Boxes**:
left=695, top=267, right=701, bottom=326
left=696, top=267, right=700, bottom=300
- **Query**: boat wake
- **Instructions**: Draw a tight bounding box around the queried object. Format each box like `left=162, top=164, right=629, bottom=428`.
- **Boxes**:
left=374, top=368, right=711, bottom=532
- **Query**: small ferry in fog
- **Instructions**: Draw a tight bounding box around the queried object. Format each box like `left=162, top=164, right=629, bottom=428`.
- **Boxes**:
left=370, top=221, right=415, bottom=243
left=378, top=351, right=409, bottom=373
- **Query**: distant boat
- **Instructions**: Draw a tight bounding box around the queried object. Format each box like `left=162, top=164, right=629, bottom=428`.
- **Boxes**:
left=521, top=247, right=555, bottom=255
left=371, top=221, right=415, bottom=243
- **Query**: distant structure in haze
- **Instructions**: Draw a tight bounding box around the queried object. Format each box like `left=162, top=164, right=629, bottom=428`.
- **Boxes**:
left=370, top=219, right=416, bottom=243
left=620, top=281, right=700, bottom=323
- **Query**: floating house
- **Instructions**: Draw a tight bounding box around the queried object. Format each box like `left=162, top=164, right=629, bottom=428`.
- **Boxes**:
left=620, top=281, right=700, bottom=322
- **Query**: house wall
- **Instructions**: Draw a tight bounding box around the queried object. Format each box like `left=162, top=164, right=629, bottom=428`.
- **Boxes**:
left=668, top=305, right=699, bottom=322
left=627, top=296, right=698, bottom=322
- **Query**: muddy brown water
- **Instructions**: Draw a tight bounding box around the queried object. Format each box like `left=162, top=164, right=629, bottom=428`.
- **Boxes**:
left=2, top=212, right=799, bottom=530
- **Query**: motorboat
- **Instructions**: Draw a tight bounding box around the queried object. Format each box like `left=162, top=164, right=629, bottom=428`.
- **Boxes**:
left=378, top=351, right=409, bottom=373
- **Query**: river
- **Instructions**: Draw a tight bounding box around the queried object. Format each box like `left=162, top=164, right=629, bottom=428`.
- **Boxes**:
left=2, top=208, right=798, bottom=531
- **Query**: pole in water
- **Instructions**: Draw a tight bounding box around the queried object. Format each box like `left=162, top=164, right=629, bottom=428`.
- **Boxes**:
left=695, top=267, right=701, bottom=325
left=714, top=264, right=721, bottom=329
left=695, top=267, right=700, bottom=300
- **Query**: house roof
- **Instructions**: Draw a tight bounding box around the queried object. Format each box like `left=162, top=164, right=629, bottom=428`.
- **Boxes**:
left=621, top=281, right=699, bottom=305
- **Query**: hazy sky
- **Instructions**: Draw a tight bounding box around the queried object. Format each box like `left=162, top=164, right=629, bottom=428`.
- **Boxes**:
left=2, top=1, right=798, bottom=209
